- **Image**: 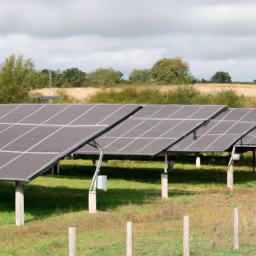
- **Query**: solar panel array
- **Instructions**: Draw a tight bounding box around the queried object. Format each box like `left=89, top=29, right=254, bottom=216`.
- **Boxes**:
left=167, top=108, right=256, bottom=152
left=76, top=105, right=227, bottom=155
left=0, top=104, right=141, bottom=181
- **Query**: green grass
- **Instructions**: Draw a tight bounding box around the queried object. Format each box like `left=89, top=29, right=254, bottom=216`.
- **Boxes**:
left=1, top=159, right=256, bottom=255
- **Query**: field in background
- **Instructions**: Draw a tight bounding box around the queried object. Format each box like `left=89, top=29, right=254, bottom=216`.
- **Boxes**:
left=1, top=158, right=256, bottom=255
left=31, top=83, right=256, bottom=101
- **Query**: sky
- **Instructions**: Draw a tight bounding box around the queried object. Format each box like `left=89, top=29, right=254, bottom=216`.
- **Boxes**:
left=1, top=0, right=256, bottom=81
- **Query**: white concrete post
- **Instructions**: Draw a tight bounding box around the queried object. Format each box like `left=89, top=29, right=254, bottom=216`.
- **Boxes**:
left=161, top=174, right=168, bottom=199
left=15, top=182, right=24, bottom=226
left=196, top=157, right=200, bottom=168
left=183, top=216, right=190, bottom=256
left=69, top=227, right=76, bottom=256
left=234, top=208, right=239, bottom=250
left=168, top=160, right=175, bottom=169
left=164, top=154, right=168, bottom=173
left=227, top=163, right=234, bottom=190
left=89, top=191, right=96, bottom=213
left=127, top=222, right=132, bottom=256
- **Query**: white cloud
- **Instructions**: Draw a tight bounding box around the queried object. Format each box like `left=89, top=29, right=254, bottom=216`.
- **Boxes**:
left=0, top=0, right=256, bottom=81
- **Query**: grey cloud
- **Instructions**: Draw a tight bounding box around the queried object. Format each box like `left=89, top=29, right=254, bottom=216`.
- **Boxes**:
left=1, top=1, right=256, bottom=38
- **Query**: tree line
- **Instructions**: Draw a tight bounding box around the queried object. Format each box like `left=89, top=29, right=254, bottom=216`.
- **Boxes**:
left=0, top=54, right=254, bottom=103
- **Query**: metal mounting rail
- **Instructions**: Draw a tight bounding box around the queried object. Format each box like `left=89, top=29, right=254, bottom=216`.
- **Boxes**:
left=89, top=141, right=104, bottom=192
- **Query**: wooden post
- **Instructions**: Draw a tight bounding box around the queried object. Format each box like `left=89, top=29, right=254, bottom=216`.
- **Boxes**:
left=234, top=208, right=239, bottom=250
left=183, top=216, right=190, bottom=256
left=15, top=182, right=24, bottom=226
left=161, top=174, right=168, bottom=199
left=227, top=163, right=233, bottom=190
left=127, top=222, right=132, bottom=256
left=69, top=227, right=76, bottom=256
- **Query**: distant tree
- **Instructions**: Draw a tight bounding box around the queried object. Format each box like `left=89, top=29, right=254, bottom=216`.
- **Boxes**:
left=151, top=57, right=191, bottom=84
left=210, top=71, right=232, bottom=83
left=129, top=69, right=151, bottom=84
left=0, top=54, right=37, bottom=103
left=59, top=68, right=87, bottom=87
left=201, top=78, right=208, bottom=83
left=87, top=68, right=123, bottom=87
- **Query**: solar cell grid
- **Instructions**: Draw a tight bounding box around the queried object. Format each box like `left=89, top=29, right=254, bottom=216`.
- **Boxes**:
left=0, top=104, right=141, bottom=181
left=76, top=104, right=227, bottom=155
left=167, top=108, right=256, bottom=152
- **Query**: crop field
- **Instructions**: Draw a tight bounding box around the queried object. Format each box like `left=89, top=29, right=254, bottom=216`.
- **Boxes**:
left=1, top=157, right=256, bottom=255
left=31, top=83, right=256, bottom=102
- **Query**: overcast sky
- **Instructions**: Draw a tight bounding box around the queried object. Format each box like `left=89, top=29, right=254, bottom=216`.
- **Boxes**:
left=1, top=0, right=256, bottom=81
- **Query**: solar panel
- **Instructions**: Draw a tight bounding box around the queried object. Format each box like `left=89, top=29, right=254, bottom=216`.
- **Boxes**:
left=167, top=108, right=256, bottom=152
left=0, top=104, right=142, bottom=182
left=76, top=105, right=227, bottom=156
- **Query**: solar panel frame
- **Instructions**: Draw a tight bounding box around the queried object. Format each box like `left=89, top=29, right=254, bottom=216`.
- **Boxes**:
left=0, top=104, right=142, bottom=182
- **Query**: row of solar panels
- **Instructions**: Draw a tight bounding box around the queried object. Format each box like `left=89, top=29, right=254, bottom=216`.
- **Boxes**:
left=76, top=106, right=256, bottom=155
left=0, top=104, right=255, bottom=182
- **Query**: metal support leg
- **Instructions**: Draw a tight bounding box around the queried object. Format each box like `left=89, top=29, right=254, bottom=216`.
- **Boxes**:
left=89, top=142, right=104, bottom=213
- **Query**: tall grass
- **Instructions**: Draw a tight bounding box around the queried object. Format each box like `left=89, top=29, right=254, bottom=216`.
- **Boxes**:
left=87, top=85, right=256, bottom=108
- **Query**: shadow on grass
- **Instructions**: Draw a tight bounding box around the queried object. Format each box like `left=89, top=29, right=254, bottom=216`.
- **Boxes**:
left=56, top=165, right=256, bottom=185
left=0, top=181, right=195, bottom=223
left=1, top=164, right=256, bottom=223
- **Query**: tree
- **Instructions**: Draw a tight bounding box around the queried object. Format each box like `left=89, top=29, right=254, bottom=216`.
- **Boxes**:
left=129, top=69, right=151, bottom=84
left=0, top=54, right=36, bottom=103
left=151, top=57, right=191, bottom=84
left=87, top=68, right=123, bottom=87
left=210, top=71, right=232, bottom=83
left=59, top=68, right=87, bottom=87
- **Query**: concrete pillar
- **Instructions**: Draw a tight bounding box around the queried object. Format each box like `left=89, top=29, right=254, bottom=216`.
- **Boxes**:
left=52, top=163, right=59, bottom=175
left=253, top=150, right=255, bottom=173
left=161, top=174, right=168, bottom=199
left=88, top=191, right=96, bottom=213
left=92, top=155, right=97, bottom=166
left=196, top=157, right=200, bottom=168
left=15, top=182, right=24, bottom=226
left=164, top=154, right=168, bottom=173
left=168, top=160, right=175, bottom=169
left=227, top=163, right=234, bottom=190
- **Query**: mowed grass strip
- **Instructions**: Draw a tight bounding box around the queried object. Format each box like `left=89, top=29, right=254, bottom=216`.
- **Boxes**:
left=1, top=159, right=256, bottom=255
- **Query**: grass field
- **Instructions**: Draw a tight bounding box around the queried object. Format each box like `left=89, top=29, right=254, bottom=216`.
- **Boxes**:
left=1, top=158, right=256, bottom=255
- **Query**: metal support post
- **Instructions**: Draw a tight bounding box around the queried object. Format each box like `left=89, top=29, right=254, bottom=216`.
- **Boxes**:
left=89, top=141, right=104, bottom=213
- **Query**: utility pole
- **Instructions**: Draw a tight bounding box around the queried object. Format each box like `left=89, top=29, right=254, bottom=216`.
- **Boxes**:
left=49, top=69, right=52, bottom=87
